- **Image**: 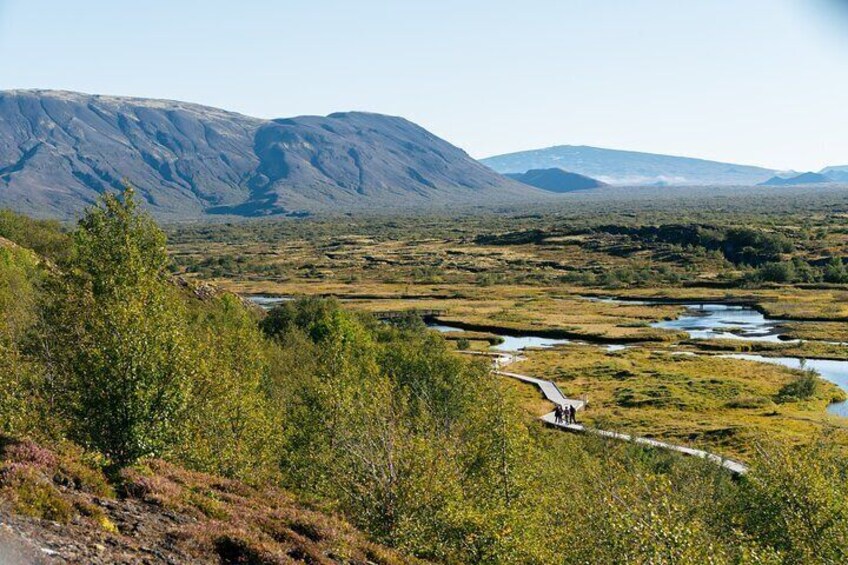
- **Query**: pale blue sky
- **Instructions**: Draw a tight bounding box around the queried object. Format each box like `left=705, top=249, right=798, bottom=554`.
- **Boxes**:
left=1, top=0, right=847, bottom=170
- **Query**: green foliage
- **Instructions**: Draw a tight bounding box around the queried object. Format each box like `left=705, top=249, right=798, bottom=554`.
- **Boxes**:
left=824, top=257, right=848, bottom=283
left=776, top=371, right=819, bottom=403
left=736, top=439, right=848, bottom=562
left=177, top=294, right=283, bottom=482
left=43, top=188, right=194, bottom=465
left=0, top=244, right=41, bottom=340
left=0, top=245, right=51, bottom=437
left=35, top=189, right=284, bottom=480
left=262, top=298, right=549, bottom=562
left=0, top=208, right=69, bottom=262
left=385, top=311, right=427, bottom=333
left=6, top=200, right=848, bottom=562
left=755, top=261, right=796, bottom=283
left=722, top=227, right=793, bottom=266
left=0, top=344, right=48, bottom=437
left=260, top=296, right=341, bottom=342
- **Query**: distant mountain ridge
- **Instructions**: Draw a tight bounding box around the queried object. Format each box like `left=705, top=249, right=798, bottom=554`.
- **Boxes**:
left=482, top=145, right=779, bottom=186
left=0, top=90, right=538, bottom=219
left=820, top=165, right=848, bottom=183
left=759, top=172, right=832, bottom=186
left=506, top=168, right=605, bottom=192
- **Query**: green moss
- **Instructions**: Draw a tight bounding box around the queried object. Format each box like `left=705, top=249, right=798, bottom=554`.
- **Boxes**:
left=5, top=468, right=73, bottom=523
left=185, top=489, right=230, bottom=520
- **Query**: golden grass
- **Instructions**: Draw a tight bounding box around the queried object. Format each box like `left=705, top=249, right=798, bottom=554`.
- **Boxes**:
left=170, top=219, right=848, bottom=461
left=508, top=345, right=848, bottom=459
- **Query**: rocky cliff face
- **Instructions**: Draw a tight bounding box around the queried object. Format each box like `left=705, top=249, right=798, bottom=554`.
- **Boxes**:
left=0, top=90, right=535, bottom=219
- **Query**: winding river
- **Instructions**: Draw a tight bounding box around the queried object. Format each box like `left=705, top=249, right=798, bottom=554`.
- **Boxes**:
left=651, top=303, right=793, bottom=343
left=247, top=295, right=848, bottom=417
left=430, top=299, right=848, bottom=418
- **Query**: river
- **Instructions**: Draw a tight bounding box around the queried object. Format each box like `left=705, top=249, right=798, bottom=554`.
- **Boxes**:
left=431, top=298, right=848, bottom=417
left=247, top=294, right=848, bottom=417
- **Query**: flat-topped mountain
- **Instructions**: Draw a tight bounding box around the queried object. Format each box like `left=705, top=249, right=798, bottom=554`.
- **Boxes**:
left=506, top=168, right=605, bottom=192
left=483, top=145, right=777, bottom=186
left=0, top=90, right=538, bottom=218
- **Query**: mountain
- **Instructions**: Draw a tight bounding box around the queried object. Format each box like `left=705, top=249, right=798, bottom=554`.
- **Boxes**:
left=759, top=172, right=831, bottom=186
left=482, top=145, right=777, bottom=186
left=820, top=165, right=848, bottom=183
left=0, top=90, right=538, bottom=219
left=506, top=168, right=605, bottom=192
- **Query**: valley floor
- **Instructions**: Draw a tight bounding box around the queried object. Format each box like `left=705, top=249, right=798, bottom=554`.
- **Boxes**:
left=168, top=208, right=848, bottom=462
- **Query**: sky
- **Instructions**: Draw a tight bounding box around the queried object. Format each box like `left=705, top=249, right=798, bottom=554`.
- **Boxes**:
left=1, top=0, right=848, bottom=171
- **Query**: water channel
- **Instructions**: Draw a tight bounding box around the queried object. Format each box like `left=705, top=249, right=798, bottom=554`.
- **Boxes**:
left=247, top=295, right=848, bottom=417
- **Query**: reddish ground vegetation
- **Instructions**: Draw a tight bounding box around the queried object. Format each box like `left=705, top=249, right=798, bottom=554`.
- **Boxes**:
left=0, top=437, right=420, bottom=564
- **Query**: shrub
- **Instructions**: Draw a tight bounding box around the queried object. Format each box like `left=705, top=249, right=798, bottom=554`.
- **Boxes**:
left=776, top=371, right=818, bottom=403
left=755, top=261, right=795, bottom=283
left=823, top=257, right=848, bottom=283
left=0, top=208, right=69, bottom=262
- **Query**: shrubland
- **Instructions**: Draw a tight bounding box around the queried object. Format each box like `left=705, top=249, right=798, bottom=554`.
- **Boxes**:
left=2, top=191, right=848, bottom=562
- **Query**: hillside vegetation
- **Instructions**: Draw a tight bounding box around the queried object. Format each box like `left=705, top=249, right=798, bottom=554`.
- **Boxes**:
left=3, top=192, right=848, bottom=563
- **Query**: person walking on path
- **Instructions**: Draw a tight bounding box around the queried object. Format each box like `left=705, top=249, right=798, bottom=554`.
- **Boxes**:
left=569, top=404, right=577, bottom=425
left=554, top=404, right=563, bottom=424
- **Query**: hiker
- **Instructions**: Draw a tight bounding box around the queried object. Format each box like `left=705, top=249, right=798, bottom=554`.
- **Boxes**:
left=554, top=404, right=563, bottom=424
left=569, top=404, right=577, bottom=425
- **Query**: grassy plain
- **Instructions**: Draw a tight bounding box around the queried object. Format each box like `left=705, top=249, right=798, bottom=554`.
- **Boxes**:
left=168, top=196, right=848, bottom=461
left=507, top=346, right=848, bottom=458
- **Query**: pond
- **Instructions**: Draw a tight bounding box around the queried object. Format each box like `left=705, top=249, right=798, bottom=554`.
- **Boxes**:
left=246, top=295, right=293, bottom=309
left=426, top=323, right=571, bottom=351
left=650, top=304, right=792, bottom=343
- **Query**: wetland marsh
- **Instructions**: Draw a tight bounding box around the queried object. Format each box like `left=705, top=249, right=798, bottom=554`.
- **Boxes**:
left=170, top=201, right=848, bottom=461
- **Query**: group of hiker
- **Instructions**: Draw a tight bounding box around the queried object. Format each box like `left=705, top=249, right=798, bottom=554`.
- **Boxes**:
left=554, top=403, right=577, bottom=425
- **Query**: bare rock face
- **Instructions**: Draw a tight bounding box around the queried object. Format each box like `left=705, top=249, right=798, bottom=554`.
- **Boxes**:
left=0, top=90, right=536, bottom=219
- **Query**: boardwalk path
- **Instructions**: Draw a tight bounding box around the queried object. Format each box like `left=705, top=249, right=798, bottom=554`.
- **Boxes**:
left=481, top=352, right=748, bottom=476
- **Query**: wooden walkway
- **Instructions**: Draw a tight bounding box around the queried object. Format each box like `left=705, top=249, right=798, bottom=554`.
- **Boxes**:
left=539, top=414, right=748, bottom=475
left=482, top=352, right=748, bottom=476
left=496, top=370, right=585, bottom=411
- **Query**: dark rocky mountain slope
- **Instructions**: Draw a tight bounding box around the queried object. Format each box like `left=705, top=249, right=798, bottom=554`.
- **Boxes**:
left=0, top=90, right=537, bottom=219
left=506, top=168, right=605, bottom=192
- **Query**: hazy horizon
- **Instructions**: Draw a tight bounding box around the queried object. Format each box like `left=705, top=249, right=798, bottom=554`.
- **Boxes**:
left=2, top=0, right=848, bottom=171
